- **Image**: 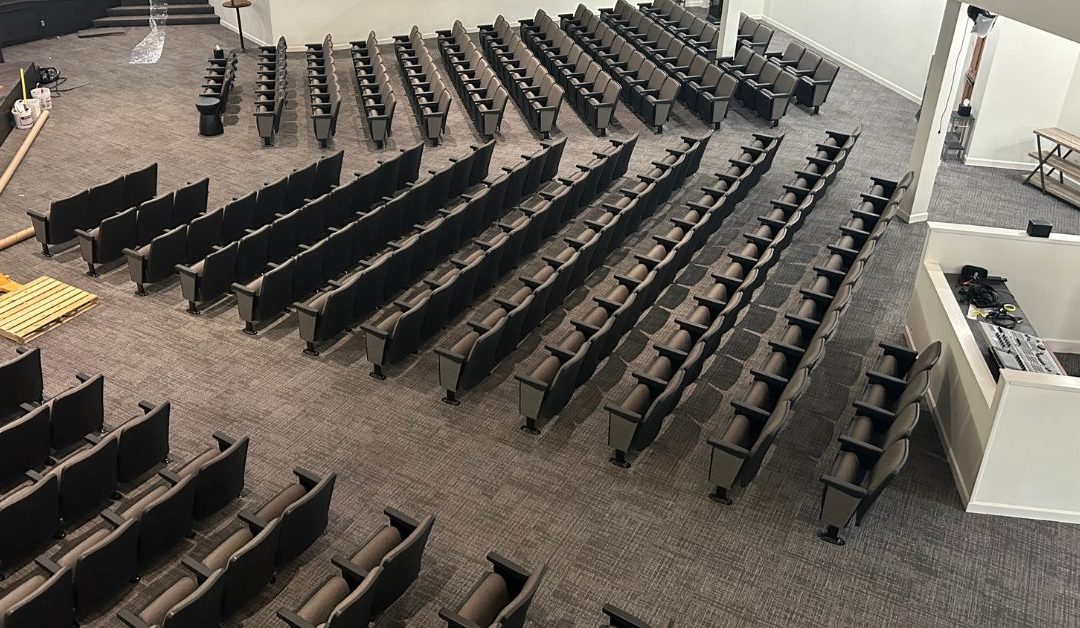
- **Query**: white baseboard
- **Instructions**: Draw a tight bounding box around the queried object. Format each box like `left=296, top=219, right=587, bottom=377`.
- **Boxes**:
left=966, top=500, right=1080, bottom=524
left=904, top=325, right=973, bottom=506
left=961, top=156, right=1036, bottom=171
left=216, top=19, right=271, bottom=48
left=757, top=15, right=921, bottom=103
left=1046, top=338, right=1080, bottom=354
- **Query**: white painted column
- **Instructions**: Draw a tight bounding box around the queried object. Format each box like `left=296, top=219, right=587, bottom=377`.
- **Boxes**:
left=901, top=0, right=967, bottom=223
left=717, top=0, right=752, bottom=58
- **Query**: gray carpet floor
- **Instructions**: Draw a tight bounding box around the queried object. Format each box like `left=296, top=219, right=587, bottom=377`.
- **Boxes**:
left=0, top=17, right=1078, bottom=628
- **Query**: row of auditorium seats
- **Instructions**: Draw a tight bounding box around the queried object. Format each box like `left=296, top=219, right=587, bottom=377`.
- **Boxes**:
left=597, top=2, right=742, bottom=126
left=438, top=21, right=509, bottom=140
left=434, top=133, right=710, bottom=406
left=75, top=178, right=208, bottom=277
left=200, top=47, right=237, bottom=122
left=357, top=138, right=569, bottom=369
left=28, top=163, right=158, bottom=256
left=255, top=36, right=288, bottom=146
left=394, top=27, right=452, bottom=145
left=236, top=141, right=478, bottom=334
left=605, top=128, right=858, bottom=468
left=737, top=13, right=776, bottom=55
left=294, top=140, right=504, bottom=353
left=176, top=149, right=359, bottom=313
left=360, top=136, right=610, bottom=376
left=276, top=507, right=435, bottom=627
left=722, top=43, right=839, bottom=119
left=0, top=348, right=105, bottom=458
left=350, top=31, right=397, bottom=148
left=0, top=429, right=255, bottom=626
left=639, top=0, right=723, bottom=60
left=514, top=12, right=623, bottom=136
left=818, top=340, right=940, bottom=545
left=480, top=17, right=567, bottom=139
left=705, top=168, right=911, bottom=505
left=516, top=131, right=783, bottom=434
left=0, top=361, right=172, bottom=581
left=556, top=6, right=680, bottom=132
left=306, top=34, right=343, bottom=148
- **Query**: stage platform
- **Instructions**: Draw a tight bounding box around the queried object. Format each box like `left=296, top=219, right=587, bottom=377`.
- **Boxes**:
left=0, top=60, right=39, bottom=145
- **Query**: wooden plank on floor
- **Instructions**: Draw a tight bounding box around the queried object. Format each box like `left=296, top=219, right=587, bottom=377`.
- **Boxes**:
left=0, top=277, right=97, bottom=343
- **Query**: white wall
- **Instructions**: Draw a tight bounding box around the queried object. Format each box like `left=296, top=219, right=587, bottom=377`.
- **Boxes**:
left=964, top=18, right=1080, bottom=169
left=1061, top=61, right=1080, bottom=133
left=264, top=0, right=583, bottom=48
left=214, top=1, right=275, bottom=46
left=760, top=0, right=946, bottom=100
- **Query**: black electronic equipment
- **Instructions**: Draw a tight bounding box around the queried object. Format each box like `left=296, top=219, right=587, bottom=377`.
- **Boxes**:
left=1027, top=220, right=1052, bottom=238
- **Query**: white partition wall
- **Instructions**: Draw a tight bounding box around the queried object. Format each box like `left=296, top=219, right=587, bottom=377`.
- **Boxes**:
left=217, top=0, right=584, bottom=48
left=906, top=223, right=1080, bottom=523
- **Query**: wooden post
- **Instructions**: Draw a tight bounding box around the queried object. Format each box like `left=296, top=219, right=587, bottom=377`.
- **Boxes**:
left=0, top=109, right=49, bottom=196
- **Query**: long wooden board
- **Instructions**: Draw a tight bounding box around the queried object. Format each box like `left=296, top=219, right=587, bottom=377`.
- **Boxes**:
left=0, top=276, right=97, bottom=343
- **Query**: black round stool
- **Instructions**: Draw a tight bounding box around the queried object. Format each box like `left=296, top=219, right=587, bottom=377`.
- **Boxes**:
left=197, top=96, right=223, bottom=136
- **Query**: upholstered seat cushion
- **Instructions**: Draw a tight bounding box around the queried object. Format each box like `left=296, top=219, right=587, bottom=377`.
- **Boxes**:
left=349, top=525, right=402, bottom=571
left=57, top=527, right=110, bottom=568
left=297, top=575, right=350, bottom=626
left=138, top=576, right=199, bottom=627
left=202, top=527, right=254, bottom=571
left=0, top=575, right=45, bottom=617
left=177, top=446, right=218, bottom=477
left=122, top=483, right=170, bottom=519
left=458, top=573, right=510, bottom=626
left=255, top=483, right=306, bottom=521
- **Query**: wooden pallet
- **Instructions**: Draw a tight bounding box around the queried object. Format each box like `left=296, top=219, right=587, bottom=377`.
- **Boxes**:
left=0, top=276, right=97, bottom=343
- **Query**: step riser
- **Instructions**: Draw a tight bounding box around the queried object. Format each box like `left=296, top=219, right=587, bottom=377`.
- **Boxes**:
left=119, top=0, right=210, bottom=5
left=109, top=5, right=216, bottom=16
left=92, top=15, right=221, bottom=27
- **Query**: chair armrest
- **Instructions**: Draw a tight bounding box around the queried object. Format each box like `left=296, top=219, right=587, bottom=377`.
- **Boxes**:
left=239, top=509, right=270, bottom=532
left=821, top=474, right=868, bottom=498
left=438, top=608, right=484, bottom=628
left=293, top=466, right=321, bottom=489
left=212, top=431, right=237, bottom=448
left=159, top=468, right=183, bottom=485
left=101, top=509, right=127, bottom=527
left=276, top=608, right=317, bottom=628
left=117, top=609, right=153, bottom=628
left=181, top=555, right=216, bottom=580
left=487, top=551, right=531, bottom=583
left=331, top=554, right=370, bottom=582
left=706, top=437, right=749, bottom=458
left=35, top=556, right=63, bottom=575
left=602, top=603, right=654, bottom=628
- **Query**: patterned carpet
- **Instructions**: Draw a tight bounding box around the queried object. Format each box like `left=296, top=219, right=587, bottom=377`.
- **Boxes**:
left=0, top=17, right=1078, bottom=628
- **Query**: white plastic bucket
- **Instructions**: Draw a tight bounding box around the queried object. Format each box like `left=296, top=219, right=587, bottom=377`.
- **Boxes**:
left=22, top=98, right=42, bottom=121
left=30, top=88, right=52, bottom=110
left=12, top=106, right=34, bottom=130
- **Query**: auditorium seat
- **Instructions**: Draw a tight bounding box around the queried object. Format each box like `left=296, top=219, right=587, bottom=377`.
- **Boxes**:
left=170, top=431, right=248, bottom=520
left=38, top=510, right=138, bottom=616
left=48, top=372, right=104, bottom=453
left=117, top=567, right=225, bottom=628
left=125, top=224, right=187, bottom=295
left=49, top=431, right=120, bottom=526
left=795, top=58, right=840, bottom=113
left=120, top=473, right=195, bottom=569
left=438, top=553, right=546, bottom=628
left=115, top=400, right=170, bottom=484
left=0, top=346, right=43, bottom=422
left=0, top=404, right=49, bottom=491
left=0, top=473, right=61, bottom=576
left=240, top=468, right=336, bottom=565
left=0, top=563, right=75, bottom=628
left=185, top=516, right=282, bottom=616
